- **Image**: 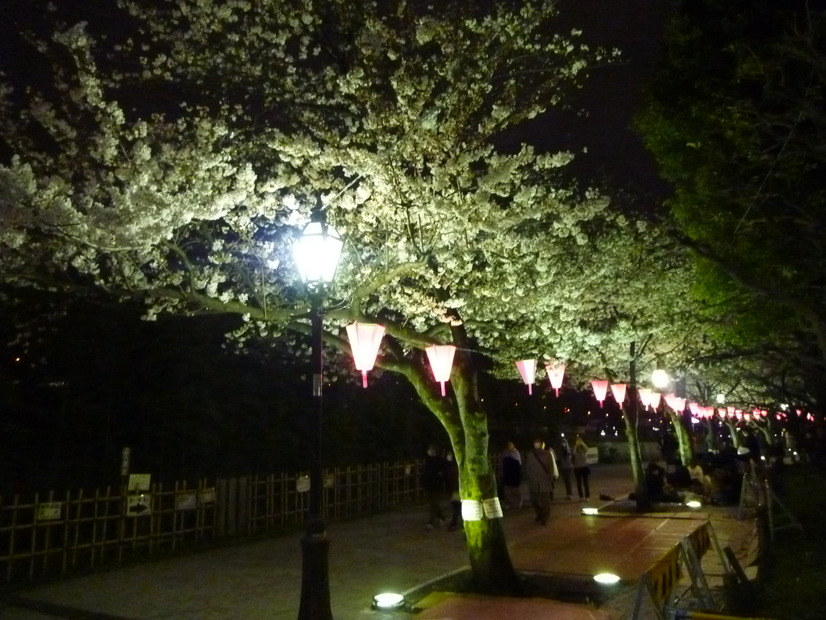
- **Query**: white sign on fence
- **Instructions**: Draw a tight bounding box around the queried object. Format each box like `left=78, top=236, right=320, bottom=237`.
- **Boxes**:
left=586, top=446, right=599, bottom=465
left=176, top=492, right=197, bottom=511
left=296, top=475, right=310, bottom=493
left=37, top=502, right=62, bottom=521
left=126, top=494, right=151, bottom=516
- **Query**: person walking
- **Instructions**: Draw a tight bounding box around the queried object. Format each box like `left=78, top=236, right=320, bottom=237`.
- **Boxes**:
left=524, top=438, right=558, bottom=525
left=556, top=436, right=574, bottom=500
left=422, top=445, right=446, bottom=529
left=499, top=441, right=523, bottom=510
left=573, top=436, right=591, bottom=500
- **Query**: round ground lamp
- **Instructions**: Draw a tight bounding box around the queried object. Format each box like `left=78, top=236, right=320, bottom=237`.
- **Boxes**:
left=515, top=359, right=537, bottom=395
left=372, top=592, right=406, bottom=610
left=426, top=344, right=456, bottom=396
left=345, top=322, right=385, bottom=387
left=545, top=363, right=566, bottom=396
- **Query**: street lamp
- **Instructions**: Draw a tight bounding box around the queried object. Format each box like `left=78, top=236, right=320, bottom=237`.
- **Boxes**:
left=293, top=207, right=343, bottom=620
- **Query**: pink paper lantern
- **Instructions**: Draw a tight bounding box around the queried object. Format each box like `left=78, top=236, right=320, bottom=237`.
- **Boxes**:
left=610, top=383, right=627, bottom=407
left=591, top=379, right=609, bottom=408
left=346, top=322, right=386, bottom=388
left=638, top=387, right=653, bottom=409
left=545, top=363, right=566, bottom=396
left=515, top=359, right=537, bottom=395
left=688, top=401, right=699, bottom=416
left=426, top=345, right=456, bottom=397
left=649, top=391, right=661, bottom=411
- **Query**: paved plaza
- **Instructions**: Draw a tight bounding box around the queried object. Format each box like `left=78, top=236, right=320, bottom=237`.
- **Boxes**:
left=0, top=464, right=758, bottom=619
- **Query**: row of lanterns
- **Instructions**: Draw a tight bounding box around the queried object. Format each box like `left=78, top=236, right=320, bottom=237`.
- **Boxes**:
left=345, top=322, right=456, bottom=396
left=347, top=327, right=811, bottom=422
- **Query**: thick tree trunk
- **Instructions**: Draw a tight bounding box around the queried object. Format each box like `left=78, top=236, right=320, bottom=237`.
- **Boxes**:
left=457, top=407, right=521, bottom=594
left=397, top=323, right=521, bottom=595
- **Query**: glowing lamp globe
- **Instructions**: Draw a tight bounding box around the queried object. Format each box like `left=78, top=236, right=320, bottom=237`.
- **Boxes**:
left=545, top=363, right=566, bottom=396
left=651, top=368, right=670, bottom=390
left=591, top=380, right=609, bottom=408
left=426, top=345, right=456, bottom=396
left=345, top=323, right=386, bottom=387
left=515, top=359, right=537, bottom=395
left=610, top=383, right=627, bottom=407
left=293, top=210, right=343, bottom=286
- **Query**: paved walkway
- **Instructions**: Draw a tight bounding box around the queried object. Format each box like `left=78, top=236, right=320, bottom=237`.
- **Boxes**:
left=0, top=464, right=758, bottom=619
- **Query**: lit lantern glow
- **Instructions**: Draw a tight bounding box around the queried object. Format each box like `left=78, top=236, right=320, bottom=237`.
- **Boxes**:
left=610, top=383, right=627, bottom=407
left=638, top=387, right=653, bottom=409
left=426, top=345, right=456, bottom=396
left=591, top=380, right=609, bottom=408
left=515, top=359, right=537, bottom=395
left=345, top=323, right=386, bottom=388
left=649, top=391, right=661, bottom=411
left=545, top=363, right=566, bottom=396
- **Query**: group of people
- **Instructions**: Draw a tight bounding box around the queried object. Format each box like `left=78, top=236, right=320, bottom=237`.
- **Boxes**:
left=500, top=436, right=592, bottom=526
left=421, top=435, right=594, bottom=530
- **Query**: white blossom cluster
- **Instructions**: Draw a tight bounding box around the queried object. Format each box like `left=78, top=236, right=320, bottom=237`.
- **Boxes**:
left=0, top=0, right=706, bottom=389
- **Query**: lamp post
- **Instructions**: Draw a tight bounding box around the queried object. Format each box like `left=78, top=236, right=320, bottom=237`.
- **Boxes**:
left=293, top=207, right=343, bottom=620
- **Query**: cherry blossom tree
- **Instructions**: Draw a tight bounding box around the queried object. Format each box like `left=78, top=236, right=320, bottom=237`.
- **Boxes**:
left=1, top=0, right=701, bottom=591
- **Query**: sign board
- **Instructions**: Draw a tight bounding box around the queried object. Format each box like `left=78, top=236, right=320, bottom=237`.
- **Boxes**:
left=586, top=446, right=599, bottom=465
left=482, top=497, right=503, bottom=519
left=323, top=474, right=335, bottom=489
left=199, top=487, right=216, bottom=504
left=461, top=499, right=483, bottom=521
left=37, top=502, right=62, bottom=521
left=127, top=473, right=151, bottom=493
left=126, top=494, right=151, bottom=516
left=296, top=475, right=311, bottom=493
left=175, top=492, right=197, bottom=511
left=120, top=447, right=131, bottom=477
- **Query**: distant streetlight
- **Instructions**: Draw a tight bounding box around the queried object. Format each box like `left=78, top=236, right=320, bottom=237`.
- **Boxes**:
left=651, top=368, right=670, bottom=391
left=293, top=207, right=343, bottom=620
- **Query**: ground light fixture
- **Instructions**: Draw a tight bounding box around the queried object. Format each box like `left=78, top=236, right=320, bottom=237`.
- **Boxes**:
left=686, top=499, right=703, bottom=509
left=372, top=592, right=406, bottom=610
left=582, top=507, right=599, bottom=516
left=593, top=572, right=621, bottom=585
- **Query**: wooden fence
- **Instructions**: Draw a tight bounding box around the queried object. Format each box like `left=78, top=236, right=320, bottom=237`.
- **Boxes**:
left=0, top=460, right=424, bottom=584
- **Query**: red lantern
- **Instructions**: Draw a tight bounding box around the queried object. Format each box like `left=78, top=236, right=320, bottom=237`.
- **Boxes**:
left=545, top=363, right=566, bottom=396
left=610, top=383, right=627, bottom=407
left=426, top=345, right=456, bottom=396
left=591, top=380, right=608, bottom=408
left=346, top=322, right=386, bottom=388
left=515, top=359, right=537, bottom=395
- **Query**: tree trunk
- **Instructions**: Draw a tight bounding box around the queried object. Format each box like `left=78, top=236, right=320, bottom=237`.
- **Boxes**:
left=397, top=324, right=521, bottom=595
left=626, top=342, right=651, bottom=510
left=669, top=411, right=693, bottom=465
left=459, top=445, right=520, bottom=594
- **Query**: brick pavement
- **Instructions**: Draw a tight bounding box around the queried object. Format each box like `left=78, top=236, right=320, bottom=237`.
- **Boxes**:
left=0, top=464, right=757, bottom=620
